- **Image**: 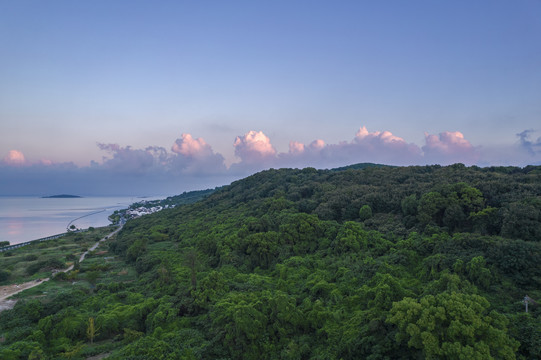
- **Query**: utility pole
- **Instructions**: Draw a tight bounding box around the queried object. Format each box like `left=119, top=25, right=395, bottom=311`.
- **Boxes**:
left=523, top=295, right=537, bottom=313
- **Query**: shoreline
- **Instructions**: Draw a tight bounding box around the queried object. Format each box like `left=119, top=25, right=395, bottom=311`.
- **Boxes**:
left=0, top=196, right=160, bottom=246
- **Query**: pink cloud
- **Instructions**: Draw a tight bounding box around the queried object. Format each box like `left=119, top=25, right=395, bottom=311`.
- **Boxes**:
left=3, top=150, right=26, bottom=166
left=97, top=138, right=227, bottom=176
left=309, top=139, right=325, bottom=150
left=343, top=126, right=423, bottom=165
left=354, top=126, right=412, bottom=148
left=276, top=127, right=422, bottom=168
left=424, top=131, right=472, bottom=154
left=169, top=133, right=226, bottom=174
left=234, top=130, right=277, bottom=163
left=287, top=139, right=325, bottom=155
left=289, top=141, right=305, bottom=154
left=422, top=131, right=478, bottom=165
left=171, top=133, right=214, bottom=158
left=277, top=139, right=327, bottom=168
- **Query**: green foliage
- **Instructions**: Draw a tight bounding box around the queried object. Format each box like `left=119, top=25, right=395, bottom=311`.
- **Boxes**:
left=2, top=164, right=541, bottom=359
left=335, top=221, right=366, bottom=253
left=0, top=269, right=10, bottom=282
left=126, top=238, right=147, bottom=263
left=466, top=256, right=491, bottom=289
left=24, top=254, right=38, bottom=261
left=86, top=317, right=100, bottom=344
left=359, top=204, right=373, bottom=221
left=501, top=200, right=541, bottom=241
left=26, top=258, right=66, bottom=275
left=389, top=292, right=519, bottom=359
left=470, top=206, right=500, bottom=235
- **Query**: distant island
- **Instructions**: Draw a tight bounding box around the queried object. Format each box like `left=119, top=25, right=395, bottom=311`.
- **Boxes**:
left=41, top=194, right=82, bottom=198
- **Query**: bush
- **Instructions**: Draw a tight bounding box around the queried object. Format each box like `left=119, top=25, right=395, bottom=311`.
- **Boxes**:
left=26, top=262, right=43, bottom=275
left=26, top=258, right=66, bottom=275
left=43, top=258, right=65, bottom=270
left=0, top=269, right=11, bottom=282
left=53, top=271, right=68, bottom=281
left=24, top=254, right=38, bottom=261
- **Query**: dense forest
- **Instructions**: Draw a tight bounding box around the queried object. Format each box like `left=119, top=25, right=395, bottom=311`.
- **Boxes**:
left=1, top=164, right=540, bottom=359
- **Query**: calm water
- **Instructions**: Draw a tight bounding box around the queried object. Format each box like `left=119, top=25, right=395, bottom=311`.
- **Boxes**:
left=0, top=196, right=153, bottom=245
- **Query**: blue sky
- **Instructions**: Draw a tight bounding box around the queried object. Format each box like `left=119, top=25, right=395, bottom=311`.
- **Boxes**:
left=1, top=1, right=540, bottom=195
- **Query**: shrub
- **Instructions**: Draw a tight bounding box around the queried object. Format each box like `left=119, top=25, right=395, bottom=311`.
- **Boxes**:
left=26, top=262, right=43, bottom=275
left=0, top=269, right=10, bottom=282
left=43, top=258, right=65, bottom=270
left=53, top=271, right=68, bottom=281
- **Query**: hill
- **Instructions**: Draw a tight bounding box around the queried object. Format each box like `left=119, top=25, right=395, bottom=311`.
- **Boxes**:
left=1, top=164, right=540, bottom=359
left=41, top=194, right=82, bottom=198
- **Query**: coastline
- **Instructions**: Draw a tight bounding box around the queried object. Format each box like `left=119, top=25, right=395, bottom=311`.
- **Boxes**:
left=0, top=196, right=137, bottom=246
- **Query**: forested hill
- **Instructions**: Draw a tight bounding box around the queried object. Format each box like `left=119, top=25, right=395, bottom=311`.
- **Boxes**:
left=2, top=164, right=541, bottom=359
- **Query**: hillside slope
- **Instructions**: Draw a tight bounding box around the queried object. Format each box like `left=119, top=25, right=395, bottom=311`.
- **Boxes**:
left=1, top=164, right=540, bottom=359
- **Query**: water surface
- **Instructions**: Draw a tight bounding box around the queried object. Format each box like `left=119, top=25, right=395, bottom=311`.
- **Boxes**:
left=0, top=196, right=148, bottom=245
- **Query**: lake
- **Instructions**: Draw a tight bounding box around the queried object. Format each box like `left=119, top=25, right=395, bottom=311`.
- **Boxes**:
left=0, top=196, right=161, bottom=245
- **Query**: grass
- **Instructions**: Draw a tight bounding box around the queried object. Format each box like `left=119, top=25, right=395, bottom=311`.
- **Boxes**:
left=0, top=226, right=118, bottom=286
left=80, top=241, right=137, bottom=285
left=5, top=226, right=137, bottom=302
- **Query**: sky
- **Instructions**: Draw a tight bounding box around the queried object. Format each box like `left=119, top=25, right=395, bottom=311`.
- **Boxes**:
left=1, top=0, right=540, bottom=196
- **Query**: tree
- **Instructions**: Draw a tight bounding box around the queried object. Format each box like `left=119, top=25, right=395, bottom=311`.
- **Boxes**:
left=335, top=221, right=366, bottom=253
left=126, top=238, right=147, bottom=263
left=417, top=192, right=447, bottom=228
left=470, top=206, right=500, bottom=235
left=466, top=256, right=491, bottom=289
left=86, top=271, right=100, bottom=287
left=184, top=248, right=201, bottom=290
left=388, top=292, right=519, bottom=359
left=359, top=205, right=373, bottom=221
left=60, top=342, right=85, bottom=359
left=401, top=195, right=418, bottom=217
left=86, top=317, right=99, bottom=344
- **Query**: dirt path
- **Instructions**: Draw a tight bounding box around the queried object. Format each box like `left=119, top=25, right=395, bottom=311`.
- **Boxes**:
left=65, top=225, right=123, bottom=272
left=0, top=225, right=122, bottom=311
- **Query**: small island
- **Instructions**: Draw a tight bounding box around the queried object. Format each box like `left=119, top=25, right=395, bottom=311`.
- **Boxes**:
left=42, top=194, right=82, bottom=198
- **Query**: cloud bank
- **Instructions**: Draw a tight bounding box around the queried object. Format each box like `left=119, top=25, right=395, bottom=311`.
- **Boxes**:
left=1, top=127, right=539, bottom=195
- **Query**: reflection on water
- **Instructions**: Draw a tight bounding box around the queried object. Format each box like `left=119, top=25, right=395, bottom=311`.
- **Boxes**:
left=7, top=219, right=23, bottom=236
left=0, top=196, right=155, bottom=245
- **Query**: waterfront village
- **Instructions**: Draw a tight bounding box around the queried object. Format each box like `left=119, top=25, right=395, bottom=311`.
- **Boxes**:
left=108, top=189, right=216, bottom=225
left=110, top=200, right=175, bottom=224
left=123, top=203, right=174, bottom=219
